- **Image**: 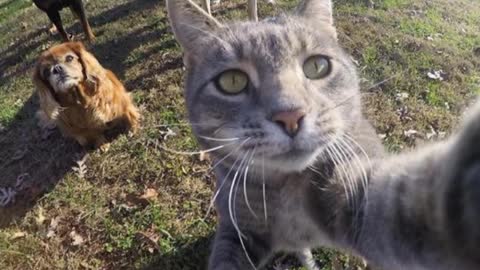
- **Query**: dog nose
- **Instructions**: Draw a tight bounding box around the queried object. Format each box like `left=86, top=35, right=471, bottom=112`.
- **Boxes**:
left=272, top=109, right=306, bottom=137
left=52, top=65, right=63, bottom=75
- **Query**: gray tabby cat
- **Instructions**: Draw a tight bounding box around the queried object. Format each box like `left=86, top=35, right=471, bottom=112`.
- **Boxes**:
left=166, top=0, right=480, bottom=269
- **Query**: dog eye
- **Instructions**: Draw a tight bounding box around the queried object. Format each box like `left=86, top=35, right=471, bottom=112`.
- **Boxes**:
left=42, top=68, right=50, bottom=78
left=303, top=55, right=331, bottom=80
left=215, top=69, right=249, bottom=95
left=65, top=55, right=74, bottom=63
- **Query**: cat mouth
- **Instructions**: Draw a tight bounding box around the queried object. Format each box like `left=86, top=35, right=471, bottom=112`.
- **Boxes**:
left=264, top=147, right=319, bottom=172
left=269, top=143, right=317, bottom=161
left=273, top=147, right=314, bottom=160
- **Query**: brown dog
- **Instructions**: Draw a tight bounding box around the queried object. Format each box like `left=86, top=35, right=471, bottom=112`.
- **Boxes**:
left=33, top=0, right=95, bottom=42
left=33, top=42, right=140, bottom=150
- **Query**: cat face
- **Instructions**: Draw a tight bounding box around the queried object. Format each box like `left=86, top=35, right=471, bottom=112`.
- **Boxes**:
left=168, top=0, right=362, bottom=173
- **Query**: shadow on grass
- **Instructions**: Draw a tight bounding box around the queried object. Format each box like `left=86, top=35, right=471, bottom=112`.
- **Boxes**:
left=0, top=94, right=85, bottom=228
left=139, top=234, right=322, bottom=270
left=141, top=235, right=212, bottom=270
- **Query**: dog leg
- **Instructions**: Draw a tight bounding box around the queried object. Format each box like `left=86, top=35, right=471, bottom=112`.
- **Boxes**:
left=70, top=0, right=95, bottom=42
left=47, top=10, right=70, bottom=41
left=124, top=107, right=140, bottom=135
left=35, top=110, right=56, bottom=130
left=74, top=135, right=89, bottom=147
left=94, top=135, right=110, bottom=152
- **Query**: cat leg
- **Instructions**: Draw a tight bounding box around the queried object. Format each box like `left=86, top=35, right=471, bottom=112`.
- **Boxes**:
left=209, top=222, right=271, bottom=270
left=345, top=101, right=480, bottom=269
left=296, top=249, right=320, bottom=270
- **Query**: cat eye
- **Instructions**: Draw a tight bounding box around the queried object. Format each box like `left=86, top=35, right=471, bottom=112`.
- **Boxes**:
left=65, top=55, right=74, bottom=63
left=215, top=69, right=249, bottom=94
left=303, top=55, right=331, bottom=80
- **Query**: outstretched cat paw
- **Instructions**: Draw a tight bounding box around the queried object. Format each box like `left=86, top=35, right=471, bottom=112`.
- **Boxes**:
left=440, top=100, right=480, bottom=261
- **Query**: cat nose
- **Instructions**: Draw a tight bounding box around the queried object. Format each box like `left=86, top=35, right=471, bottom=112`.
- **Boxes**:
left=52, top=65, right=63, bottom=75
left=272, top=109, right=306, bottom=137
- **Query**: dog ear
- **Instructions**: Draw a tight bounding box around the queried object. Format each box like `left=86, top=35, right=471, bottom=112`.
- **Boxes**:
left=33, top=61, right=61, bottom=120
left=68, top=42, right=104, bottom=95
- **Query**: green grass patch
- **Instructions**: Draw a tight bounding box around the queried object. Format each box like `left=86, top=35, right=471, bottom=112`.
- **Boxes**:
left=0, top=0, right=30, bottom=24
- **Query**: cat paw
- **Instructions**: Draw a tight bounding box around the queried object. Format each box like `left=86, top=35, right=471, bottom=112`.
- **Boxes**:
left=441, top=101, right=480, bottom=260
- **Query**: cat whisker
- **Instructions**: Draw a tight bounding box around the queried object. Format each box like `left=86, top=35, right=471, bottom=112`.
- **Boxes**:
left=228, top=149, right=257, bottom=270
left=337, top=135, right=370, bottom=243
left=343, top=133, right=372, bottom=172
left=262, top=153, right=268, bottom=224
left=308, top=165, right=328, bottom=180
left=158, top=140, right=237, bottom=156
left=243, top=146, right=258, bottom=219
left=342, top=134, right=372, bottom=221
left=209, top=138, right=252, bottom=173
left=336, top=137, right=366, bottom=222
left=321, top=73, right=403, bottom=115
left=339, top=135, right=369, bottom=200
left=333, top=138, right=358, bottom=212
left=199, top=135, right=241, bottom=142
left=334, top=138, right=359, bottom=209
left=204, top=138, right=251, bottom=219
left=228, top=150, right=250, bottom=239
left=155, top=122, right=218, bottom=127
left=364, top=72, right=404, bottom=92
left=324, top=139, right=352, bottom=206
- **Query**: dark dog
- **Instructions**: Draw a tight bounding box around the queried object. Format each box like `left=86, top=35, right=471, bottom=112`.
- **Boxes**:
left=32, top=0, right=95, bottom=42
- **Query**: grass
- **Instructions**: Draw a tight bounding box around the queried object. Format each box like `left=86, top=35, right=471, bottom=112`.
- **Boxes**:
left=0, top=0, right=480, bottom=269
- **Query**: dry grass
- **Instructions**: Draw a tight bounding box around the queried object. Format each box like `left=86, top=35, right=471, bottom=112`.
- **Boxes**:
left=0, top=0, right=479, bottom=269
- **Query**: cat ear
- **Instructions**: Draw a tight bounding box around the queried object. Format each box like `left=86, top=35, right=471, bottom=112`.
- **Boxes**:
left=166, top=0, right=222, bottom=60
left=295, top=0, right=334, bottom=26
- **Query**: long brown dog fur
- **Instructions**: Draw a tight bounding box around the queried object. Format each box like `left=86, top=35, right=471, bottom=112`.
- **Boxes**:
left=33, top=42, right=140, bottom=150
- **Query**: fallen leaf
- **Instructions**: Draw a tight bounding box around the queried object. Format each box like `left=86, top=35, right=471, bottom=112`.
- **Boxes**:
left=140, top=188, right=158, bottom=201
left=46, top=230, right=56, bottom=239
left=70, top=231, right=84, bottom=246
left=404, top=129, right=422, bottom=139
left=395, top=92, right=409, bottom=102
left=427, top=70, right=445, bottom=81
left=10, top=231, right=26, bottom=240
left=35, top=207, right=46, bottom=225
left=46, top=217, right=60, bottom=238
left=135, top=231, right=160, bottom=253
left=0, top=187, right=16, bottom=207
left=49, top=217, right=60, bottom=230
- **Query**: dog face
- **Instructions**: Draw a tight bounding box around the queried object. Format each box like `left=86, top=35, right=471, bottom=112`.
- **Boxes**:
left=34, top=42, right=104, bottom=96
left=35, top=42, right=87, bottom=93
